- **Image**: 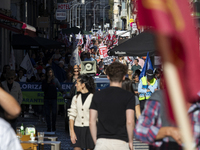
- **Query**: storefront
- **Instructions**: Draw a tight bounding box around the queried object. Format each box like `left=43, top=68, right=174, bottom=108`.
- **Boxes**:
left=0, top=13, right=36, bottom=71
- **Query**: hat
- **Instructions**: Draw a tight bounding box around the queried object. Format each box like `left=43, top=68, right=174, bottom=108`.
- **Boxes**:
left=146, top=69, right=154, bottom=80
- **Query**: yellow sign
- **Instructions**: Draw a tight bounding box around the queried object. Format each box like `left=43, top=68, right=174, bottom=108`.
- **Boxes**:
left=130, top=19, right=134, bottom=23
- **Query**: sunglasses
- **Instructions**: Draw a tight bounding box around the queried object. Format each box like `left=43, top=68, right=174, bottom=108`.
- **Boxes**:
left=7, top=78, right=14, bottom=80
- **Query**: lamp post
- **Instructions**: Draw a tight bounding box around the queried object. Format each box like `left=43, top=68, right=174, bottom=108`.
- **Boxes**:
left=93, top=2, right=100, bottom=29
left=103, top=5, right=110, bottom=32
left=85, top=1, right=93, bottom=31
left=78, top=4, right=84, bottom=27
left=75, top=3, right=83, bottom=27
left=70, top=3, right=80, bottom=28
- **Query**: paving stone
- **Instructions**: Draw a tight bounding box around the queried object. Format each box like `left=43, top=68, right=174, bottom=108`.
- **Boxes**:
left=18, top=113, right=149, bottom=150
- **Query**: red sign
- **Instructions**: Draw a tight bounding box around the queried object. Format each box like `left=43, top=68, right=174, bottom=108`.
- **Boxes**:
left=99, top=46, right=108, bottom=58
left=57, top=3, right=70, bottom=10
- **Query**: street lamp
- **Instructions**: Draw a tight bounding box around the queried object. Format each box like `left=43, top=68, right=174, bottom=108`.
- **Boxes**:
left=75, top=3, right=84, bottom=27
left=70, top=3, right=80, bottom=28
left=85, top=1, right=93, bottom=31
left=103, top=5, right=110, bottom=32
left=78, top=4, right=84, bottom=27
left=93, top=2, right=100, bottom=29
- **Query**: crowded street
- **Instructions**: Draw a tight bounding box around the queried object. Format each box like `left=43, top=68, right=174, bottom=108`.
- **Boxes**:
left=0, top=0, right=200, bottom=150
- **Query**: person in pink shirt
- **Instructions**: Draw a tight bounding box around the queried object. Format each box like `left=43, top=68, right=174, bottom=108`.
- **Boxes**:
left=132, top=57, right=145, bottom=69
left=137, top=57, right=144, bottom=68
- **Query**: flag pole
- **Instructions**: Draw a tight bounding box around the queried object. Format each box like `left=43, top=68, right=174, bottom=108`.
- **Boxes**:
left=156, top=34, right=195, bottom=150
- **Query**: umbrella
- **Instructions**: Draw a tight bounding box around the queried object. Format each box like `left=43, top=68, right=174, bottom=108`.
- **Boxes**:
left=108, top=32, right=156, bottom=57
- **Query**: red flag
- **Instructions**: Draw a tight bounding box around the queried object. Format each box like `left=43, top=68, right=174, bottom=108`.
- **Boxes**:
left=137, top=0, right=200, bottom=103
left=77, top=33, right=83, bottom=46
left=113, top=37, right=118, bottom=46
left=137, top=2, right=199, bottom=149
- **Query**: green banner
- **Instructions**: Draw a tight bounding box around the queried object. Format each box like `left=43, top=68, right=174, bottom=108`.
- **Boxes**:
left=20, top=82, right=73, bottom=105
left=22, top=91, right=67, bottom=105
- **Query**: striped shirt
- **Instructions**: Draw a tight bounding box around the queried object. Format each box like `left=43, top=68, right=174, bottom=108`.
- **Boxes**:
left=134, top=100, right=164, bottom=147
left=134, top=100, right=200, bottom=150
left=0, top=118, right=22, bottom=150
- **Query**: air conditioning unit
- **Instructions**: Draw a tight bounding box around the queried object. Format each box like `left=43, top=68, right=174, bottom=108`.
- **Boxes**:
left=121, top=9, right=127, bottom=17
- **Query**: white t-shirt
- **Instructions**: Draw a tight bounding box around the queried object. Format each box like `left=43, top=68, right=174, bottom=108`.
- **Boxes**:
left=19, top=76, right=27, bottom=82
left=0, top=118, right=22, bottom=150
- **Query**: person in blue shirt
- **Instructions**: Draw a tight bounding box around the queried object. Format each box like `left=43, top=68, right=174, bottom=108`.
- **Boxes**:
left=138, top=69, right=158, bottom=112
left=84, top=52, right=95, bottom=61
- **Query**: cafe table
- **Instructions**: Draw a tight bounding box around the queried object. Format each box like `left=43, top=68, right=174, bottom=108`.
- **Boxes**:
left=21, top=141, right=61, bottom=150
left=35, top=136, right=58, bottom=150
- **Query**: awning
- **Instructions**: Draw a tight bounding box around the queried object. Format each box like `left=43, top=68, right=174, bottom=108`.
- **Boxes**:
left=34, top=36, right=66, bottom=49
left=108, top=32, right=156, bottom=57
left=12, top=34, right=66, bottom=50
left=0, top=22, right=23, bottom=34
left=62, top=27, right=83, bottom=35
left=0, top=13, right=36, bottom=36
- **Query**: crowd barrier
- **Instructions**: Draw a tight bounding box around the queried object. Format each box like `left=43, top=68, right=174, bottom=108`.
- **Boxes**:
left=19, top=82, right=110, bottom=105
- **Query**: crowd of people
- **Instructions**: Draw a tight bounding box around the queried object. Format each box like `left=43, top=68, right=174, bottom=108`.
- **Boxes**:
left=0, top=33, right=199, bottom=150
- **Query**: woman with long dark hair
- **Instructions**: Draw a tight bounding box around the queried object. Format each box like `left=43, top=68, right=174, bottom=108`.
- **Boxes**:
left=68, top=74, right=95, bottom=150
left=42, top=67, right=64, bottom=131
left=122, top=78, right=141, bottom=119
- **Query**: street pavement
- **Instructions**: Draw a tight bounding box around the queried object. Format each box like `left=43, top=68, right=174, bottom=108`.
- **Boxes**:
left=18, top=112, right=149, bottom=150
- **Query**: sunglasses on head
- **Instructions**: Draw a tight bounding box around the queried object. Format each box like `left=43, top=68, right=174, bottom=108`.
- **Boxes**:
left=7, top=78, right=14, bottom=80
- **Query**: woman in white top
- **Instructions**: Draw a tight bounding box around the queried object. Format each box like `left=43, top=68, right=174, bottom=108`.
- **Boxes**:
left=68, top=74, right=95, bottom=150
left=16, top=69, right=27, bottom=82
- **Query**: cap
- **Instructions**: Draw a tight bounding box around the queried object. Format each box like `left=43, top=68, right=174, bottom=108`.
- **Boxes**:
left=146, top=69, right=154, bottom=80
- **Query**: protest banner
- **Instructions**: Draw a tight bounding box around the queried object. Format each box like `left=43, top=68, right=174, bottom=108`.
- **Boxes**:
left=99, top=46, right=108, bottom=58
left=20, top=82, right=73, bottom=105
left=20, top=82, right=109, bottom=105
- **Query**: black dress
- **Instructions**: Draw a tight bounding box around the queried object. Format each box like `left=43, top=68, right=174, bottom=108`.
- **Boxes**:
left=71, top=93, right=95, bottom=149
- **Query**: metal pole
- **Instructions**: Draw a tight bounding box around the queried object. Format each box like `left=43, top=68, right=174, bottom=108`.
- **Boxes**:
left=72, top=7, right=74, bottom=27
left=69, top=0, right=77, bottom=28
left=93, top=3, right=100, bottom=30
left=103, top=5, right=109, bottom=32
left=70, top=8, right=71, bottom=28
left=75, top=5, right=77, bottom=26
left=78, top=4, right=83, bottom=27
left=79, top=5, right=81, bottom=27
left=85, top=1, right=93, bottom=31
left=93, top=7, right=95, bottom=29
left=103, top=7, right=104, bottom=32
left=70, top=3, right=80, bottom=27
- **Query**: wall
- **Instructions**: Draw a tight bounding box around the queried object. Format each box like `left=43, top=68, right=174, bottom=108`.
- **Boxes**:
left=0, top=0, right=11, bottom=10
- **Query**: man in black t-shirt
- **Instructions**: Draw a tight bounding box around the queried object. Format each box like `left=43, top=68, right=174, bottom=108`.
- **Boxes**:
left=90, top=62, right=135, bottom=150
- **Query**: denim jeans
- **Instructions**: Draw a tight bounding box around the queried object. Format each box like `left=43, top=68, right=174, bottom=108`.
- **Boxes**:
left=44, top=99, right=57, bottom=130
